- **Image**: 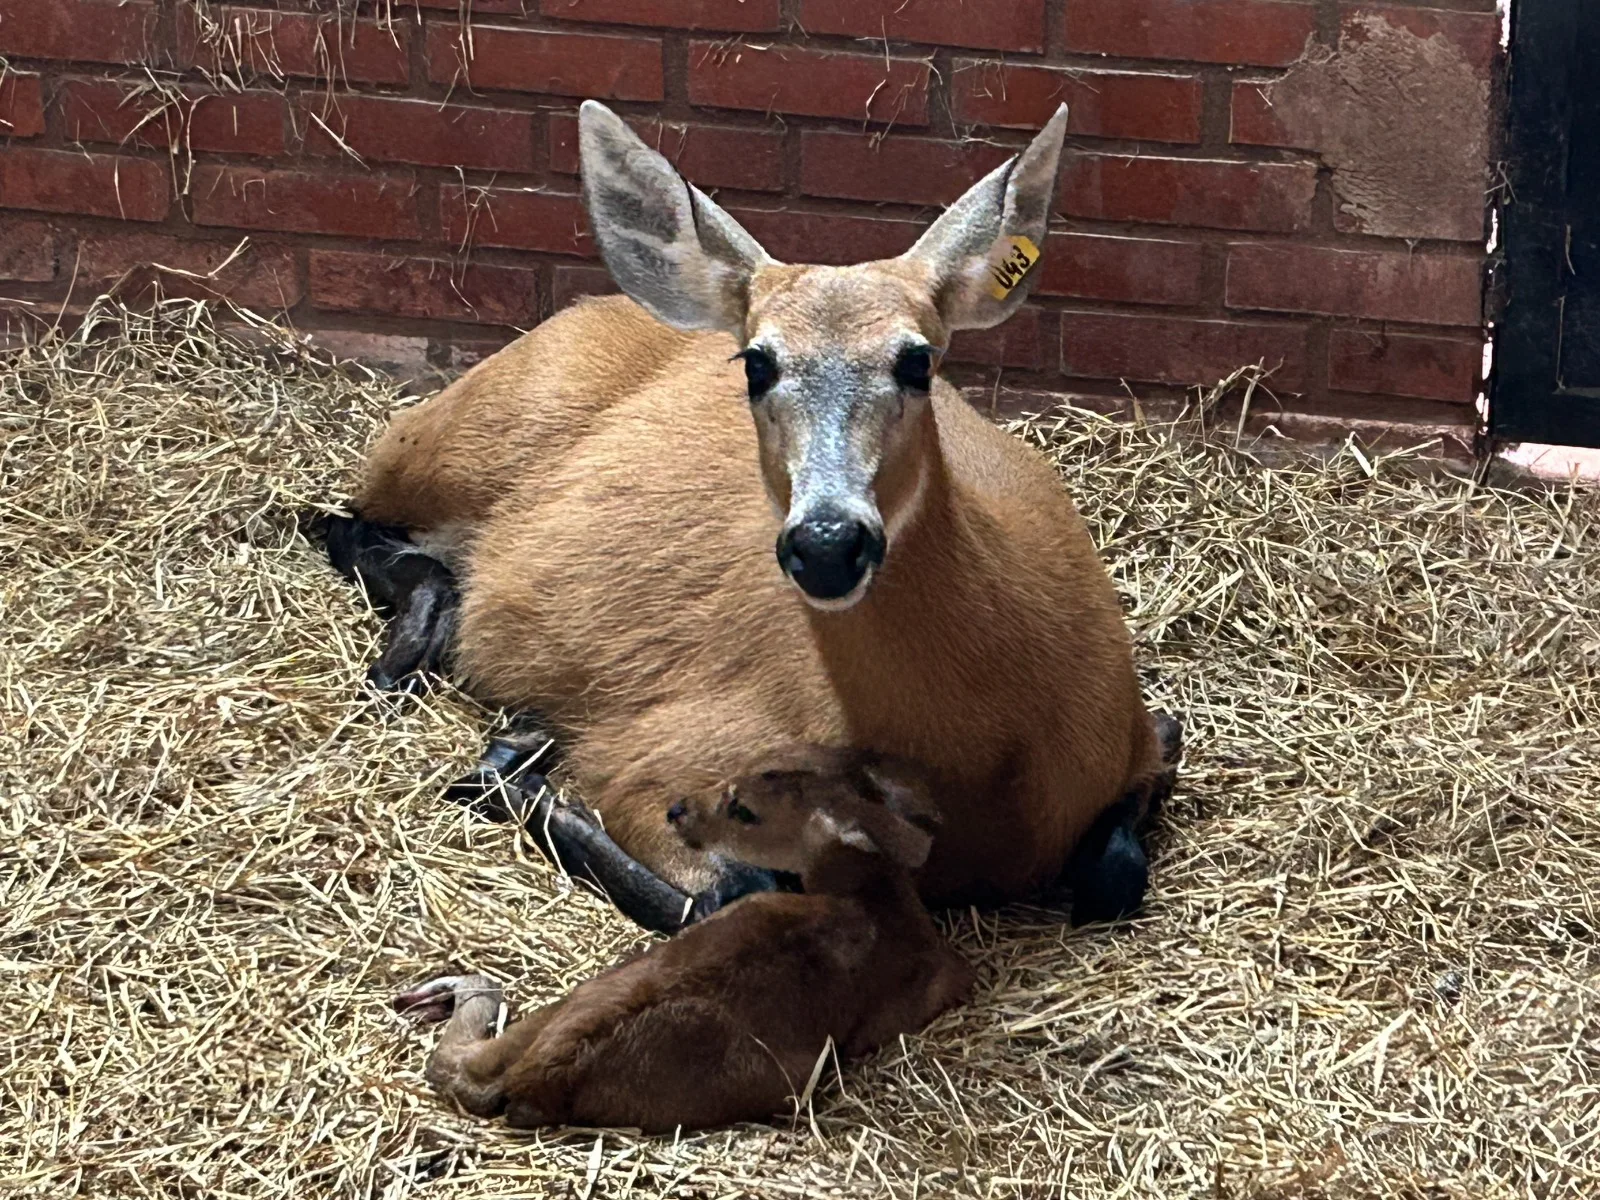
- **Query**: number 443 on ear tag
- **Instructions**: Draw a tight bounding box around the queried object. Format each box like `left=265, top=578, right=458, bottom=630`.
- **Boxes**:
left=986, top=235, right=1040, bottom=301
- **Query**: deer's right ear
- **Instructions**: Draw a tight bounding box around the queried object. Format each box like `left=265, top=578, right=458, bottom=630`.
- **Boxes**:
left=579, top=100, right=774, bottom=335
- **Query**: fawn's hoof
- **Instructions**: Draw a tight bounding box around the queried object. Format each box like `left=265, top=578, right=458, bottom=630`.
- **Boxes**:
left=393, top=974, right=500, bottom=1024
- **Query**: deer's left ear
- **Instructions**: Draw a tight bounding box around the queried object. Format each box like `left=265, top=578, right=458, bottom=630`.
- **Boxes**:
left=900, top=104, right=1068, bottom=332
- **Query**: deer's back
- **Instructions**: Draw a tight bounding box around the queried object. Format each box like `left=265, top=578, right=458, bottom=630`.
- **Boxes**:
left=355, top=296, right=707, bottom=534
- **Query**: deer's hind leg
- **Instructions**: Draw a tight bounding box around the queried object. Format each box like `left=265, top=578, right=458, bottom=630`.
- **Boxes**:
left=394, top=974, right=560, bottom=1120
left=320, top=512, right=460, bottom=692
left=1059, top=710, right=1183, bottom=926
left=444, top=714, right=562, bottom=823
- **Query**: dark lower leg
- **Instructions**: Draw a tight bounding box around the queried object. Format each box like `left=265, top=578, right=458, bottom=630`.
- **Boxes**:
left=508, top=785, right=793, bottom=935
left=319, top=512, right=461, bottom=692
left=444, top=717, right=560, bottom=823
left=1056, top=709, right=1183, bottom=924
left=368, top=573, right=458, bottom=691
left=1061, top=795, right=1149, bottom=926
left=1145, top=710, right=1184, bottom=819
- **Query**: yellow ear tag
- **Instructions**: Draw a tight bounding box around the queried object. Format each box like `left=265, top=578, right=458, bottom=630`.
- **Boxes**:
left=986, top=234, right=1041, bottom=301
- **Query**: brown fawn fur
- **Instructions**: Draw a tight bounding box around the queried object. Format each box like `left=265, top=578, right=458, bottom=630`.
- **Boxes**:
left=394, top=750, right=973, bottom=1132
left=354, top=101, right=1166, bottom=904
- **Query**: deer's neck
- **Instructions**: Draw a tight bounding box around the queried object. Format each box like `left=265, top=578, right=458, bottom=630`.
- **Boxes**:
left=798, top=423, right=1030, bottom=776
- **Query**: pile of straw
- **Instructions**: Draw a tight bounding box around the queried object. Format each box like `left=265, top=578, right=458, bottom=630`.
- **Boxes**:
left=4, top=300, right=1597, bottom=1199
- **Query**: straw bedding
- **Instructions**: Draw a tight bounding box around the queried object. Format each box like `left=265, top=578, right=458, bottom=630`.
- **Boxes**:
left=3, top=300, right=1597, bottom=1199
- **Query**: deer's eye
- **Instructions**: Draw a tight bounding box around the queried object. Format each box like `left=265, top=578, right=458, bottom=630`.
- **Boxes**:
left=737, top=348, right=779, bottom=400
left=892, top=345, right=933, bottom=392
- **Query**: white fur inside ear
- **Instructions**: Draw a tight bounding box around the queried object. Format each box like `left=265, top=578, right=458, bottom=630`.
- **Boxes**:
left=810, top=810, right=879, bottom=853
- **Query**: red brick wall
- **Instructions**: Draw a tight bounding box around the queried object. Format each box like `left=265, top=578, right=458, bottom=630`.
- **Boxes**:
left=0, top=0, right=1499, bottom=443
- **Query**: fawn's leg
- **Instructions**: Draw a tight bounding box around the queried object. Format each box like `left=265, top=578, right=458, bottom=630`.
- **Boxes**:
left=394, top=974, right=557, bottom=1119
left=321, top=512, right=460, bottom=691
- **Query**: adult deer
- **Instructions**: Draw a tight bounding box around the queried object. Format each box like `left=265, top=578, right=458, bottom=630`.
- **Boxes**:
left=326, top=101, right=1180, bottom=932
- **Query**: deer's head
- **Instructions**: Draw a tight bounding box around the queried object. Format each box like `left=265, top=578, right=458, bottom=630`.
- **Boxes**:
left=579, top=101, right=1067, bottom=609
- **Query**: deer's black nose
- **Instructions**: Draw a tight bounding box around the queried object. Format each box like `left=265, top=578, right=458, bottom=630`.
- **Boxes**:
left=776, top=514, right=885, bottom=602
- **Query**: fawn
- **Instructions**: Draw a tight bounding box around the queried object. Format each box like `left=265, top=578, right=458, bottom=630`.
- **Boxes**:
left=394, top=749, right=973, bottom=1132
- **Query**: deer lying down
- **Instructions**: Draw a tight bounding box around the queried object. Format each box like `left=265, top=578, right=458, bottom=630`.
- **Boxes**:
left=332, top=99, right=1183, bottom=933
left=393, top=751, right=973, bottom=1133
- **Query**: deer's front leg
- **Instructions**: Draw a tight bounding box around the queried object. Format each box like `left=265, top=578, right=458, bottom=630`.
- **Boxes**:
left=467, top=776, right=793, bottom=934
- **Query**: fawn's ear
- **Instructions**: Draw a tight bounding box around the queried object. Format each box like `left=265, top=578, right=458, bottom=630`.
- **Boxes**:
left=848, top=806, right=935, bottom=871
left=900, top=103, right=1068, bottom=332
left=858, top=759, right=942, bottom=837
left=579, top=100, right=774, bottom=335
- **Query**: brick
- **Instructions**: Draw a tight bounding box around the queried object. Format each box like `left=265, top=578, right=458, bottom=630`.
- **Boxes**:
left=1226, top=244, right=1482, bottom=326
left=1328, top=328, right=1482, bottom=402
left=948, top=306, right=1050, bottom=370
left=301, top=96, right=534, bottom=174
left=1061, top=154, right=1316, bottom=233
left=312, top=330, right=434, bottom=378
left=75, top=233, right=304, bottom=309
left=0, top=72, right=43, bottom=138
left=181, top=7, right=411, bottom=85
left=400, top=0, right=526, bottom=11
left=426, top=24, right=662, bottom=100
left=1061, top=311, right=1308, bottom=389
left=192, top=166, right=422, bottom=240
left=0, top=218, right=57, bottom=281
left=60, top=81, right=287, bottom=157
left=0, top=149, right=169, bottom=222
left=1229, top=81, right=1295, bottom=147
left=0, top=0, right=157, bottom=65
left=553, top=264, right=619, bottom=310
left=309, top=250, right=540, bottom=326
left=1231, top=10, right=1500, bottom=145
left=727, top=208, right=923, bottom=264
left=441, top=186, right=594, bottom=256
left=542, top=0, right=781, bottom=32
left=950, top=61, right=1202, bottom=143
left=688, top=41, right=930, bottom=125
left=1064, top=0, right=1317, bottom=67
left=1271, top=400, right=1474, bottom=454
left=1341, top=5, right=1500, bottom=71
left=799, top=0, right=1046, bottom=53
left=799, top=131, right=1012, bottom=206
left=1037, top=233, right=1206, bottom=307
left=550, top=113, right=783, bottom=192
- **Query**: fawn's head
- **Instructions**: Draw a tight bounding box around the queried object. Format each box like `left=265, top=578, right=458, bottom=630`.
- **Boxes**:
left=579, top=100, right=1069, bottom=609
left=665, top=749, right=940, bottom=880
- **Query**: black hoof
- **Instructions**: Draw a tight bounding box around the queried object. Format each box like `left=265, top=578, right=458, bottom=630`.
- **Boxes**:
left=1153, top=711, right=1183, bottom=765
left=320, top=508, right=412, bottom=598
left=444, top=726, right=559, bottom=821
left=447, top=770, right=548, bottom=823
left=1069, top=824, right=1148, bottom=926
